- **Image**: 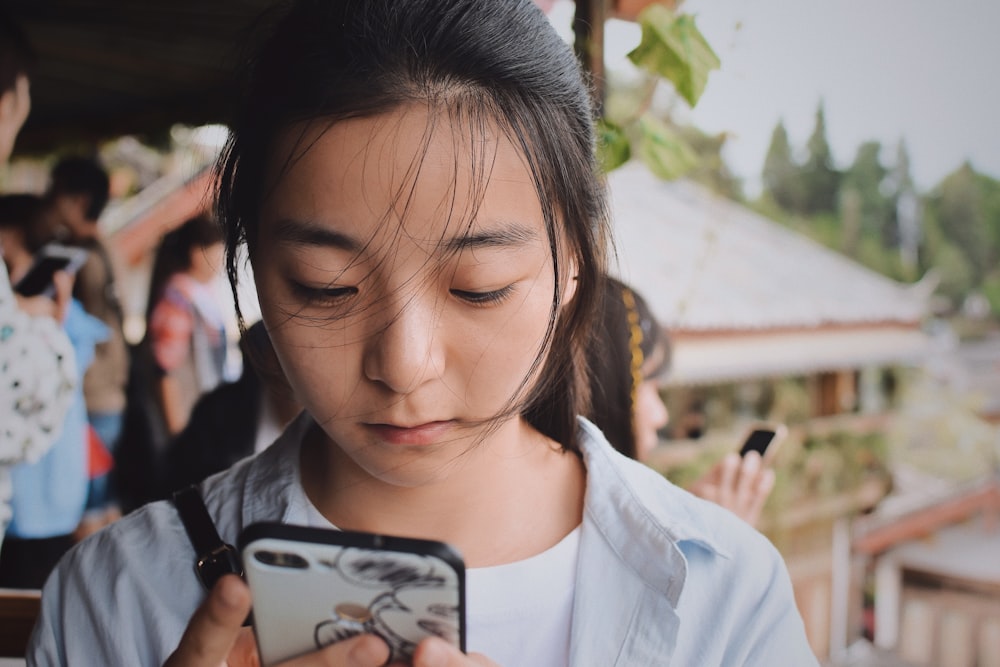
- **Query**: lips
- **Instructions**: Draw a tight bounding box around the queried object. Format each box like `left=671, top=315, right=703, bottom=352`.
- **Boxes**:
left=366, top=421, right=456, bottom=446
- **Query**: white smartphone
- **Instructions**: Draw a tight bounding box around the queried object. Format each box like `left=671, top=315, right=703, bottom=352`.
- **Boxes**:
left=239, top=522, right=466, bottom=666
left=737, top=423, right=787, bottom=463
left=13, top=243, right=89, bottom=298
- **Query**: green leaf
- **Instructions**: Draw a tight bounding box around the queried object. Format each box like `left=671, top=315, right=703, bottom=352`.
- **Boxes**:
left=597, top=119, right=631, bottom=173
left=626, top=5, right=720, bottom=107
left=635, top=115, right=698, bottom=181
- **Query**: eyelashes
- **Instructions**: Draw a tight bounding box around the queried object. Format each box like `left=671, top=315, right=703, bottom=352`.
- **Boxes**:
left=449, top=284, right=515, bottom=306
left=288, top=281, right=516, bottom=308
left=289, top=282, right=358, bottom=306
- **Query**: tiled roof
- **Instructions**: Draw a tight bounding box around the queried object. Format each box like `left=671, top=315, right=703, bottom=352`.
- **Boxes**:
left=607, top=161, right=930, bottom=333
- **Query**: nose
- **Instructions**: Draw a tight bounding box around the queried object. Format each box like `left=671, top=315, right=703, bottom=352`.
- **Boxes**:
left=362, top=293, right=445, bottom=394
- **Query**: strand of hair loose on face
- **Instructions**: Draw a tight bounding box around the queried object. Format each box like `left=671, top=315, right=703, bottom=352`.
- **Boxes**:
left=622, top=286, right=644, bottom=417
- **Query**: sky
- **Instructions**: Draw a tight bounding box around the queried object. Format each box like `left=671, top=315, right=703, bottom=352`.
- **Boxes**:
left=548, top=0, right=1000, bottom=195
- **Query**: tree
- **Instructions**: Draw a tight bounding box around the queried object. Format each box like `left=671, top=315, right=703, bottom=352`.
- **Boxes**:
left=762, top=120, right=804, bottom=212
left=801, top=102, right=841, bottom=215
left=924, top=162, right=992, bottom=285
left=886, top=140, right=920, bottom=267
left=840, top=141, right=891, bottom=252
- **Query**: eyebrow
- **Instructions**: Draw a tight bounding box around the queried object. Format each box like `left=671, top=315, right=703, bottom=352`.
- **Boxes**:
left=271, top=219, right=360, bottom=251
left=442, top=222, right=539, bottom=252
left=272, top=218, right=539, bottom=253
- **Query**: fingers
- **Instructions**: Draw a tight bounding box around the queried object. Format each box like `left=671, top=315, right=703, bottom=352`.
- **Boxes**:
left=714, top=452, right=740, bottom=512
left=51, top=270, right=73, bottom=322
left=743, top=466, right=776, bottom=528
left=293, top=634, right=391, bottom=667
left=732, top=451, right=762, bottom=519
left=411, top=638, right=498, bottom=667
left=163, top=574, right=252, bottom=667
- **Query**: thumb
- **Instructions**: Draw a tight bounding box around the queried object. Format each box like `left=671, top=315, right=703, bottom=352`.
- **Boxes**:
left=164, top=575, right=252, bottom=667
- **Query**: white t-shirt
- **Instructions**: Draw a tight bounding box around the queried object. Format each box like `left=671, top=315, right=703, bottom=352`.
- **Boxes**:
left=300, top=488, right=579, bottom=666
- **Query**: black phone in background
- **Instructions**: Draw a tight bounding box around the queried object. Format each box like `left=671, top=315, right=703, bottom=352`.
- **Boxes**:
left=739, top=428, right=779, bottom=458
left=14, top=256, right=72, bottom=297
left=13, top=244, right=89, bottom=298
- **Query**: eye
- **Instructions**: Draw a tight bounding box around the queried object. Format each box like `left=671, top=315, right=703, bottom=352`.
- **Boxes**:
left=450, top=284, right=515, bottom=306
left=289, top=281, right=358, bottom=305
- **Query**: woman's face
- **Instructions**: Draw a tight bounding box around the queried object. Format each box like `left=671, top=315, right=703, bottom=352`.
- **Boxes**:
left=252, top=105, right=571, bottom=487
left=633, top=378, right=669, bottom=462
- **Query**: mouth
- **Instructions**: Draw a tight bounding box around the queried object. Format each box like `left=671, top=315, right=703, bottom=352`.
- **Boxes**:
left=365, top=421, right=457, bottom=447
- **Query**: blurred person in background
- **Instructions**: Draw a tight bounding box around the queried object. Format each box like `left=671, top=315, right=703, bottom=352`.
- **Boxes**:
left=0, top=8, right=77, bottom=545
left=42, top=156, right=129, bottom=535
left=144, top=213, right=229, bottom=436
left=0, top=193, right=107, bottom=587
left=116, top=214, right=229, bottom=510
left=588, top=275, right=776, bottom=527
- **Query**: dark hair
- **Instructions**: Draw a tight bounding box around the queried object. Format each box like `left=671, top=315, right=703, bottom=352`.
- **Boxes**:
left=587, top=276, right=671, bottom=459
left=0, top=8, right=34, bottom=95
left=216, top=0, right=609, bottom=450
left=0, top=193, right=48, bottom=252
left=144, top=214, right=225, bottom=323
left=49, top=156, right=111, bottom=222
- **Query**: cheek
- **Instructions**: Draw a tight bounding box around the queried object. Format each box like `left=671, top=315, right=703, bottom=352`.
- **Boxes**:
left=635, top=383, right=668, bottom=431
left=461, top=282, right=555, bottom=403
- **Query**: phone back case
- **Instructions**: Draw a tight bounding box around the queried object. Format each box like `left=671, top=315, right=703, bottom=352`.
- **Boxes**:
left=240, top=523, right=465, bottom=666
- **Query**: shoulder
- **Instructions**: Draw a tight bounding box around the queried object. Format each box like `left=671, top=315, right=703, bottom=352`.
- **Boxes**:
left=575, top=419, right=815, bottom=663
left=31, top=501, right=203, bottom=664
left=578, top=417, right=750, bottom=555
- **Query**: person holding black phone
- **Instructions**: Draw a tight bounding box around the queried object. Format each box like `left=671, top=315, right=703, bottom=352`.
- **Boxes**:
left=41, top=156, right=130, bottom=536
left=0, top=194, right=108, bottom=588
left=0, top=8, right=78, bottom=546
left=587, top=275, right=777, bottom=528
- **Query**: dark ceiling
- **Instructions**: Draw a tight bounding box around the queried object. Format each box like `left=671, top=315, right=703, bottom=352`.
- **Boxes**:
left=6, top=0, right=603, bottom=155
left=8, top=0, right=277, bottom=154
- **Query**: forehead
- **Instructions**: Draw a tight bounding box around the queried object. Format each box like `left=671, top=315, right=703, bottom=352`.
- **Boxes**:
left=260, top=105, right=548, bottom=248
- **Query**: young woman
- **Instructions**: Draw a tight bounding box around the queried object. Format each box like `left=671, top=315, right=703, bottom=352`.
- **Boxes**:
left=588, top=275, right=777, bottom=527
left=30, top=1, right=816, bottom=665
left=144, top=214, right=229, bottom=437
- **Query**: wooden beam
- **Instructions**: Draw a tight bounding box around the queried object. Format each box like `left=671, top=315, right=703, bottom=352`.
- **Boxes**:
left=573, top=0, right=608, bottom=113
left=852, top=480, right=1000, bottom=556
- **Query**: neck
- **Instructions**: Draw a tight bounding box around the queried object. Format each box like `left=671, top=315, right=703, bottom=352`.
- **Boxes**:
left=300, top=417, right=586, bottom=568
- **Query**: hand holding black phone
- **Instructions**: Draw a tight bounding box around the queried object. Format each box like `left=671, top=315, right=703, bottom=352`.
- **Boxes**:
left=13, top=243, right=89, bottom=298
left=737, top=423, right=787, bottom=463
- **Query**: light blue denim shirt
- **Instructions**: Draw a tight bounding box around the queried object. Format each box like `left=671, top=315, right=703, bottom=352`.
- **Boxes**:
left=29, top=414, right=817, bottom=666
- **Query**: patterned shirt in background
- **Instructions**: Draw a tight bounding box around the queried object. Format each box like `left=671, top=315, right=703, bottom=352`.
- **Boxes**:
left=148, top=272, right=228, bottom=429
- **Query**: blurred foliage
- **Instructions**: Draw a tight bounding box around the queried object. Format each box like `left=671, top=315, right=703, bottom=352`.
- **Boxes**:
left=887, top=367, right=1000, bottom=481
left=626, top=5, right=720, bottom=107
left=598, top=5, right=719, bottom=182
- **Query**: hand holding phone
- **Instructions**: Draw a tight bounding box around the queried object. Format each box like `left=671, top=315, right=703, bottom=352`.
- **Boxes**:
left=239, top=523, right=466, bottom=667
left=13, top=243, right=89, bottom=298
left=737, top=423, right=787, bottom=464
